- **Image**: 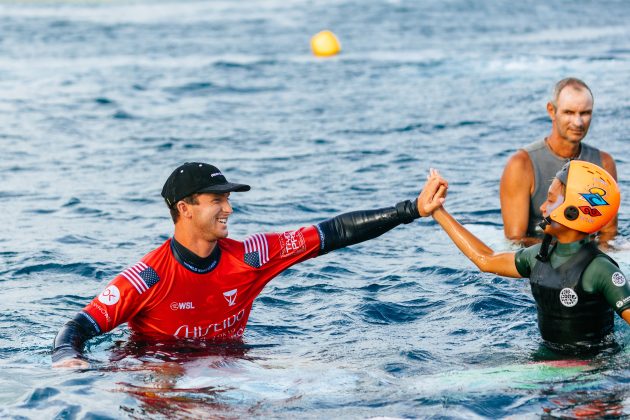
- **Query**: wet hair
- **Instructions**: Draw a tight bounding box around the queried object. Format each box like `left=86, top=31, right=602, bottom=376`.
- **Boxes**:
left=550, top=77, right=593, bottom=110
left=167, top=194, right=199, bottom=223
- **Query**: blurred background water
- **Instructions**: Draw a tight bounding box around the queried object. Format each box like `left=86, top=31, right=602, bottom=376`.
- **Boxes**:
left=0, top=0, right=629, bottom=418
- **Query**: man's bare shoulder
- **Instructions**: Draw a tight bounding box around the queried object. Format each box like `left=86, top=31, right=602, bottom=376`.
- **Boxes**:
left=599, top=150, right=617, bottom=179
left=502, top=149, right=534, bottom=176
left=501, top=149, right=535, bottom=198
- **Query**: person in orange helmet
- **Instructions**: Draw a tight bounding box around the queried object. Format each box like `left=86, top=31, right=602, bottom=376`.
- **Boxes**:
left=428, top=161, right=629, bottom=354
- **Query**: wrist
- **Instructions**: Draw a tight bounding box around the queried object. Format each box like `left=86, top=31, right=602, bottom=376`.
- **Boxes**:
left=395, top=199, right=421, bottom=223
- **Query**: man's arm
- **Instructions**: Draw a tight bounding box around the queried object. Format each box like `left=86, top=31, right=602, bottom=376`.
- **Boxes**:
left=52, top=312, right=101, bottom=368
left=317, top=175, right=447, bottom=253
left=598, top=151, right=618, bottom=244
left=500, top=150, right=535, bottom=243
left=52, top=266, right=156, bottom=368
left=432, top=206, right=522, bottom=278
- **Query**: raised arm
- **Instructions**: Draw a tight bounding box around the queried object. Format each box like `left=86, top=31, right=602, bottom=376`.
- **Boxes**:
left=432, top=207, right=521, bottom=277
left=318, top=174, right=448, bottom=253
left=500, top=150, right=535, bottom=243
left=424, top=167, right=521, bottom=278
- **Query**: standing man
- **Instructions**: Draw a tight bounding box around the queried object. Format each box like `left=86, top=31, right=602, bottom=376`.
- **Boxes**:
left=52, top=162, right=447, bottom=368
left=500, top=78, right=617, bottom=244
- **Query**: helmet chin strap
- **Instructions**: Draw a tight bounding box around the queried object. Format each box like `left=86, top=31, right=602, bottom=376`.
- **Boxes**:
left=536, top=217, right=554, bottom=262
left=538, top=216, right=552, bottom=231
left=536, top=233, right=554, bottom=262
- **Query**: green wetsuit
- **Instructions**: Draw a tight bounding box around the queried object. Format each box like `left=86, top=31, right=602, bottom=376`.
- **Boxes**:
left=515, top=237, right=630, bottom=350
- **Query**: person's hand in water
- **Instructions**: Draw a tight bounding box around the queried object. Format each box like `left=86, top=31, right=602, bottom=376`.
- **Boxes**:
left=417, top=168, right=448, bottom=217
left=52, top=358, right=90, bottom=369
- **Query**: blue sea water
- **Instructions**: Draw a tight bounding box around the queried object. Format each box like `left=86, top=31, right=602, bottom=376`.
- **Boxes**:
left=1, top=0, right=629, bottom=418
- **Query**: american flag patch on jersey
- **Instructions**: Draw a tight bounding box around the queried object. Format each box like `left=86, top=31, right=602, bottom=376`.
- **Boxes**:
left=244, top=233, right=269, bottom=268
left=121, top=262, right=160, bottom=294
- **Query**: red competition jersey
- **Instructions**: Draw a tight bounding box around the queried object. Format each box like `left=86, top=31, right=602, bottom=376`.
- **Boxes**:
left=83, top=226, right=321, bottom=340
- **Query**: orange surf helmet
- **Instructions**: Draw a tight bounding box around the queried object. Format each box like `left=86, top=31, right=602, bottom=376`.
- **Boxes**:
left=549, top=160, right=620, bottom=234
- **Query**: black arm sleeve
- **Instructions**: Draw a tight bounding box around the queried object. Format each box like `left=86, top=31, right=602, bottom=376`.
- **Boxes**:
left=52, top=312, right=101, bottom=363
left=317, top=199, right=420, bottom=254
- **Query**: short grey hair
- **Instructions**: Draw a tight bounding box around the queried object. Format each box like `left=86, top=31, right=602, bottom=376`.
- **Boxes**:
left=550, top=78, right=593, bottom=109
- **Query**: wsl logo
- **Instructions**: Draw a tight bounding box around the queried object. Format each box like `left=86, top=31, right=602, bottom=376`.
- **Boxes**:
left=170, top=301, right=196, bottom=311
left=223, top=289, right=238, bottom=306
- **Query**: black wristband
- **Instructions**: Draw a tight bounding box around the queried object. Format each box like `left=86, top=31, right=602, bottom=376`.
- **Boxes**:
left=395, top=199, right=420, bottom=223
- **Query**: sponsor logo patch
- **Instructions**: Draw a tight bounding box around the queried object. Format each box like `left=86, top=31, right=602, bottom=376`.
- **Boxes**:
left=616, top=296, right=630, bottom=309
left=279, top=230, right=306, bottom=258
left=170, top=301, right=196, bottom=310
left=223, top=289, right=238, bottom=306
left=173, top=309, right=246, bottom=339
left=559, top=288, right=578, bottom=308
left=612, top=272, right=627, bottom=287
left=98, top=285, right=120, bottom=306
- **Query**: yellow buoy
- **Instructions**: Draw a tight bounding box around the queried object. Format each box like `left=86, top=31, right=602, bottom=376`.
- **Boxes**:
left=310, top=30, right=341, bottom=57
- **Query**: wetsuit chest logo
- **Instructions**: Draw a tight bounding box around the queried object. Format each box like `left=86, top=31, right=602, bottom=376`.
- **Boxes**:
left=559, top=288, right=578, bottom=307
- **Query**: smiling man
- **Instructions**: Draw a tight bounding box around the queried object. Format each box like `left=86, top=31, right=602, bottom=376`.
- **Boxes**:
left=52, top=162, right=447, bottom=368
left=500, top=78, right=617, bottom=245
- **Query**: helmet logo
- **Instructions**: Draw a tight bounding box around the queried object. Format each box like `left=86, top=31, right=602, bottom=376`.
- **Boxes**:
left=580, top=188, right=608, bottom=207
left=578, top=206, right=602, bottom=217
left=578, top=188, right=608, bottom=218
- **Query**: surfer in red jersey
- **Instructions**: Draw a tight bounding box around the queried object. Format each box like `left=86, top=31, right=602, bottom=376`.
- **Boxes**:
left=53, top=162, right=447, bottom=368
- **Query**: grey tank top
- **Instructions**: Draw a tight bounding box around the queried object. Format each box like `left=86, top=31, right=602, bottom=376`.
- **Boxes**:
left=523, top=139, right=602, bottom=236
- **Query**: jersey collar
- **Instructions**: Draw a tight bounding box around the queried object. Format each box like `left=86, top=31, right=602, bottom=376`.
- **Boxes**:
left=170, top=237, right=221, bottom=274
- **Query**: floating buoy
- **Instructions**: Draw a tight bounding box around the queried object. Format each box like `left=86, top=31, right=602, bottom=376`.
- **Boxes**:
left=310, top=30, right=341, bottom=57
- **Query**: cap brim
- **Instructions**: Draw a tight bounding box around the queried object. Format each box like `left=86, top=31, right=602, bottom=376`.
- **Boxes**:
left=197, top=182, right=251, bottom=194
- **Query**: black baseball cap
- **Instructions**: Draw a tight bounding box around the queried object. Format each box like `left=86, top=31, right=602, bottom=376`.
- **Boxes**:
left=161, top=162, right=250, bottom=207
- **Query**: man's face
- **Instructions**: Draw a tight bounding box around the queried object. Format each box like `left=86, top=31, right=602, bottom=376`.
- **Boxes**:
left=188, top=193, right=233, bottom=241
left=550, top=87, right=593, bottom=144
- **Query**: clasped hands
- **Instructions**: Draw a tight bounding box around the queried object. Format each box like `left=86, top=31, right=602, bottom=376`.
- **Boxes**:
left=417, top=168, right=448, bottom=217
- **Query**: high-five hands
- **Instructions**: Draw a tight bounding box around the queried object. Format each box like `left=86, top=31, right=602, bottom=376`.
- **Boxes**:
left=417, top=168, right=448, bottom=217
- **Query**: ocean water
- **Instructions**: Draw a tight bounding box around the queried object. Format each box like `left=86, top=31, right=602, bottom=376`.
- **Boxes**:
left=1, top=0, right=629, bottom=418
